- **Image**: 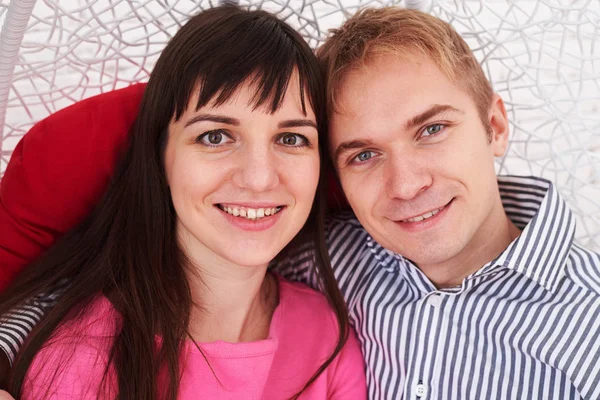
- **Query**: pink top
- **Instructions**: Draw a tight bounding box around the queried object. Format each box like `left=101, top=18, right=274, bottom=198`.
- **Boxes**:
left=22, top=277, right=366, bottom=399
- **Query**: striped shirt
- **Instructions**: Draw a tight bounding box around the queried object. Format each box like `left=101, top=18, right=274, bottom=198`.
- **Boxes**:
left=2, top=175, right=600, bottom=399
left=0, top=289, right=61, bottom=365
left=276, top=175, right=600, bottom=399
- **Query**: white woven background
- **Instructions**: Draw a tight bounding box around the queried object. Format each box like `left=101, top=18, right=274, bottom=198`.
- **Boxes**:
left=0, top=0, right=598, bottom=251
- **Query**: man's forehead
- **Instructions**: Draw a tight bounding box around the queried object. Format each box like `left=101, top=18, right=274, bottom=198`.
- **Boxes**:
left=332, top=56, right=440, bottom=110
left=330, top=57, right=475, bottom=123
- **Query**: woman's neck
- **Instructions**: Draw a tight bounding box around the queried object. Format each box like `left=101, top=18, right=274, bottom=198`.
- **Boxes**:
left=186, top=262, right=279, bottom=343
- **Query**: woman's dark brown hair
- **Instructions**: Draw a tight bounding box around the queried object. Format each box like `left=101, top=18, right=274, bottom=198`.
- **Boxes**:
left=0, top=4, right=349, bottom=399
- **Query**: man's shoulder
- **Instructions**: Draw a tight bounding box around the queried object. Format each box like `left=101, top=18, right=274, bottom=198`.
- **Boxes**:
left=325, top=211, right=395, bottom=286
left=564, top=244, right=600, bottom=296
left=325, top=211, right=372, bottom=255
left=326, top=211, right=367, bottom=237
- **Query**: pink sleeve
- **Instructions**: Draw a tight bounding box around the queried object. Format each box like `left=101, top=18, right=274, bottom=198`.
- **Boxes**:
left=327, top=327, right=367, bottom=399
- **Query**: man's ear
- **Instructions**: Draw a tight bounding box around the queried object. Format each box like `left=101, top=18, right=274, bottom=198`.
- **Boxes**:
left=488, top=93, right=510, bottom=157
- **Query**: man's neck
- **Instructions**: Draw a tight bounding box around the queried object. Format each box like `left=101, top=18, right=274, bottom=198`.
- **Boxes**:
left=418, top=203, right=521, bottom=289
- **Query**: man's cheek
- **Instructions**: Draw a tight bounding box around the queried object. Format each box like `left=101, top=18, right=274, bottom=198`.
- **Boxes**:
left=344, top=178, right=374, bottom=213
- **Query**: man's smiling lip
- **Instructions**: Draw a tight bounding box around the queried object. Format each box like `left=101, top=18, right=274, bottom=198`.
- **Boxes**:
left=391, top=199, right=454, bottom=231
left=397, top=200, right=452, bottom=222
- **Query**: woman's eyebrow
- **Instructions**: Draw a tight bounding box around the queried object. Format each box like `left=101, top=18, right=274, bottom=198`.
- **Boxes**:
left=184, top=114, right=240, bottom=127
left=278, top=119, right=317, bottom=129
left=183, top=115, right=316, bottom=129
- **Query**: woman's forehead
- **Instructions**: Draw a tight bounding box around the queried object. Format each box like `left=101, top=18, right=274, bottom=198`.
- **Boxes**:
left=184, top=71, right=313, bottom=117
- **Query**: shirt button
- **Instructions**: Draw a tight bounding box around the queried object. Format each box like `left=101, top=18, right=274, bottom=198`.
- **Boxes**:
left=427, top=294, right=441, bottom=307
left=415, top=383, right=428, bottom=397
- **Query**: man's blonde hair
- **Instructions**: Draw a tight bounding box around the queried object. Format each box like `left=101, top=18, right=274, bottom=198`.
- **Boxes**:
left=317, top=7, right=494, bottom=124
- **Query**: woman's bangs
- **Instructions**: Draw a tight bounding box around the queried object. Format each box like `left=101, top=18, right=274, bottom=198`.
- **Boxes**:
left=170, top=14, right=317, bottom=120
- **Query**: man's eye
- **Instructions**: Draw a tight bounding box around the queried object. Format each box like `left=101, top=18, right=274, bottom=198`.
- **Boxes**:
left=422, top=124, right=445, bottom=137
left=278, top=133, right=309, bottom=147
left=353, top=151, right=375, bottom=163
left=196, top=130, right=232, bottom=146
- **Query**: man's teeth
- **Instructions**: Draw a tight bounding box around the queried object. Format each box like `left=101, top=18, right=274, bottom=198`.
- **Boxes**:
left=219, top=205, right=282, bottom=220
left=404, top=207, right=443, bottom=223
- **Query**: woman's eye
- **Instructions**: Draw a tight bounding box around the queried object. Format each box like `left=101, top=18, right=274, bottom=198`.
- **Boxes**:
left=196, top=130, right=232, bottom=146
left=278, top=133, right=308, bottom=147
left=352, top=151, right=375, bottom=163
left=422, top=124, right=445, bottom=137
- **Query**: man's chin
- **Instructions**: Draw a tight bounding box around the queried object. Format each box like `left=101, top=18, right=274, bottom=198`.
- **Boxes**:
left=384, top=239, right=466, bottom=268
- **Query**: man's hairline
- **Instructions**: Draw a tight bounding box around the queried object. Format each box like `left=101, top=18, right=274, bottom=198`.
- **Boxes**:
left=324, top=52, right=496, bottom=155
left=325, top=49, right=456, bottom=116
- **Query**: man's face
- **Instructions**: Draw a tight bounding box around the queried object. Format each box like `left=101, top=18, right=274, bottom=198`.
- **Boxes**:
left=330, top=55, right=510, bottom=268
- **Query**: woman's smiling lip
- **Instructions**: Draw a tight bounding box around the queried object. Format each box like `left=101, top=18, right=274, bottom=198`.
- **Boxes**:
left=216, top=204, right=285, bottom=232
left=217, top=202, right=284, bottom=209
left=216, top=202, right=286, bottom=219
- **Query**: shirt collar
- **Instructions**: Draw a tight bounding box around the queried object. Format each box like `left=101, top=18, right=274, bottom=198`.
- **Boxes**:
left=367, top=175, right=576, bottom=292
left=489, top=175, right=576, bottom=291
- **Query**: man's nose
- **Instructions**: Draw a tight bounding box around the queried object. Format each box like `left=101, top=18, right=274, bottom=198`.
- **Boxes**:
left=384, top=151, right=432, bottom=200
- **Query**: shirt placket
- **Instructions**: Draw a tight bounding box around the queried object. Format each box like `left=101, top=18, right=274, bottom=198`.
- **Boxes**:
left=402, top=264, right=509, bottom=399
left=403, top=290, right=446, bottom=399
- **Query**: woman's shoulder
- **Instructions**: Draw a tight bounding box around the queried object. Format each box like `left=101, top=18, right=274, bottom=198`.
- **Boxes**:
left=42, top=295, right=120, bottom=347
left=271, top=276, right=367, bottom=399
left=277, top=277, right=336, bottom=316
left=22, top=295, right=118, bottom=399
left=30, top=294, right=118, bottom=359
left=275, top=276, right=341, bottom=339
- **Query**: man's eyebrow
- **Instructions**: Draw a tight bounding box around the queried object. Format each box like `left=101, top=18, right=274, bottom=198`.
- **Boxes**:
left=404, top=104, right=463, bottom=130
left=278, top=119, right=317, bottom=129
left=333, top=105, right=463, bottom=163
left=184, top=114, right=240, bottom=128
left=334, top=139, right=375, bottom=163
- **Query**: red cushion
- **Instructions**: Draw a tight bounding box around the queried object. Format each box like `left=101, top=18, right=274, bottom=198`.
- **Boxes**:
left=0, top=83, right=146, bottom=289
left=0, top=82, right=347, bottom=290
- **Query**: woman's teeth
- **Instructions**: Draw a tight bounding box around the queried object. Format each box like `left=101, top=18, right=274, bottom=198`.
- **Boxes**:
left=403, top=206, right=443, bottom=223
left=218, top=205, right=282, bottom=220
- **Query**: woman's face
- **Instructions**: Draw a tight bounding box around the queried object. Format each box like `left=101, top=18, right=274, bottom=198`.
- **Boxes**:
left=164, top=74, right=320, bottom=268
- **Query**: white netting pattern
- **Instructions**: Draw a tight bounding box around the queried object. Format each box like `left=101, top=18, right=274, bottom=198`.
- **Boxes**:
left=0, top=0, right=598, bottom=251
